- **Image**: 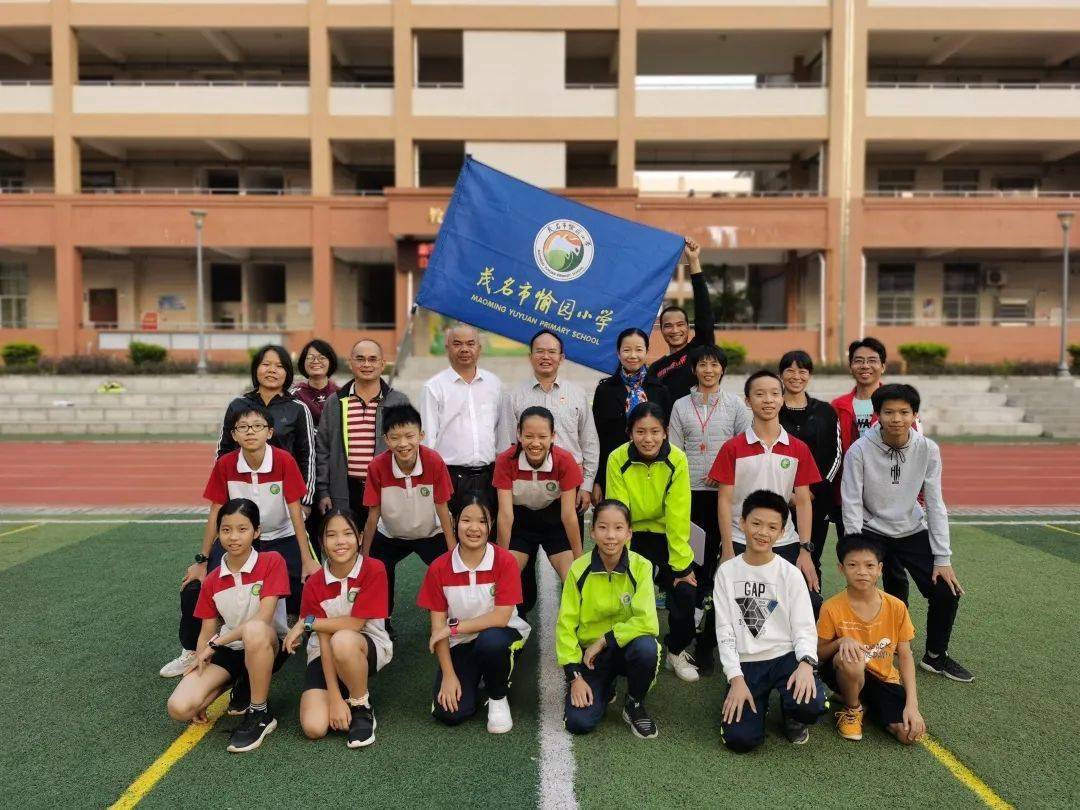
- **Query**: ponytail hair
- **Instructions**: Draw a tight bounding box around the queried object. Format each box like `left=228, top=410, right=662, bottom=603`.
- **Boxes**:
left=216, top=497, right=261, bottom=531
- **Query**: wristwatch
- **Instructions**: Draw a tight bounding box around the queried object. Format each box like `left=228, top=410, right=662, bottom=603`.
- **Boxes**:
left=448, top=617, right=460, bottom=637
left=798, top=655, right=819, bottom=672
left=207, top=634, right=221, bottom=650
left=303, top=615, right=316, bottom=634
left=798, top=541, right=815, bottom=555
left=194, top=553, right=209, bottom=564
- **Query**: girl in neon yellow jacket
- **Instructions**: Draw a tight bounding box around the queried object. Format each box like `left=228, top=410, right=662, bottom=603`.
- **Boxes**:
left=557, top=500, right=661, bottom=738
left=604, top=402, right=699, bottom=683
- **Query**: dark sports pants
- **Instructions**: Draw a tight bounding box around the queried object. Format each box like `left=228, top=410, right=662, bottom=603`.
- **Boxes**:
left=690, top=490, right=721, bottom=659
left=808, top=483, right=834, bottom=579
left=431, top=627, right=523, bottom=725
left=368, top=531, right=445, bottom=616
left=564, top=636, right=660, bottom=735
left=721, top=652, right=827, bottom=753
left=631, top=531, right=696, bottom=655
left=446, top=464, right=496, bottom=518
left=864, top=528, right=960, bottom=655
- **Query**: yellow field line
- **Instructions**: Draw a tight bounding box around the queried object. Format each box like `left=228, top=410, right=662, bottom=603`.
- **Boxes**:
left=0, top=523, right=41, bottom=540
left=109, top=693, right=229, bottom=809
left=1044, top=523, right=1080, bottom=538
left=919, top=735, right=1013, bottom=810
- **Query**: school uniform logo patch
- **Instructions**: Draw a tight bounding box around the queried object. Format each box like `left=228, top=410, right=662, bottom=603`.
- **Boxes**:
left=779, top=458, right=792, bottom=470
left=348, top=587, right=359, bottom=603
left=420, top=486, right=431, bottom=497
left=252, top=583, right=263, bottom=597
left=620, top=593, right=632, bottom=605
left=545, top=481, right=559, bottom=493
left=269, top=483, right=281, bottom=495
left=489, top=585, right=497, bottom=597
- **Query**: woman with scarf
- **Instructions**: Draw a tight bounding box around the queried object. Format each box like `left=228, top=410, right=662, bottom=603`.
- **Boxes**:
left=591, top=327, right=672, bottom=501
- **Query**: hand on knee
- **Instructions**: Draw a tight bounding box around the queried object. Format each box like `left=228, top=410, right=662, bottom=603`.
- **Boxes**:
left=835, top=657, right=866, bottom=681
left=565, top=711, right=600, bottom=736
left=167, top=694, right=197, bottom=722
left=301, top=716, right=330, bottom=740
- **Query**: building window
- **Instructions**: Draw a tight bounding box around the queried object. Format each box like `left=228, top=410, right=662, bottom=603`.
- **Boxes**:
left=943, top=169, right=979, bottom=193
left=877, top=169, right=915, bottom=193
left=876, top=263, right=915, bottom=325
left=994, top=296, right=1033, bottom=325
left=943, top=263, right=980, bottom=325
left=994, top=176, right=1038, bottom=193
left=0, top=263, right=29, bottom=328
left=0, top=170, right=25, bottom=192
left=82, top=171, right=117, bottom=192
left=357, top=264, right=396, bottom=327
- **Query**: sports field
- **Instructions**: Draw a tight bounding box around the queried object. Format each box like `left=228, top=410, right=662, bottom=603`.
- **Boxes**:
left=0, top=515, right=1077, bottom=809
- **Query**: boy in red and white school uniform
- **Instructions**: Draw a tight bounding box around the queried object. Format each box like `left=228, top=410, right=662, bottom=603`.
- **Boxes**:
left=417, top=499, right=531, bottom=734
left=710, top=371, right=823, bottom=601
left=361, top=404, right=455, bottom=620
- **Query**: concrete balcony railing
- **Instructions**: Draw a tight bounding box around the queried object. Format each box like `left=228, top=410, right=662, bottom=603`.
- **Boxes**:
left=73, top=81, right=310, bottom=116
left=866, top=189, right=1080, bottom=199
left=0, top=81, right=52, bottom=115
left=412, top=83, right=617, bottom=117
left=329, top=84, right=394, bottom=117
left=867, top=82, right=1080, bottom=118
left=636, top=83, right=827, bottom=118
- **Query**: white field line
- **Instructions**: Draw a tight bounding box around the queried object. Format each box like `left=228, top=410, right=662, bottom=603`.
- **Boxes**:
left=537, top=560, right=578, bottom=810
left=951, top=520, right=1080, bottom=526
left=0, top=518, right=204, bottom=525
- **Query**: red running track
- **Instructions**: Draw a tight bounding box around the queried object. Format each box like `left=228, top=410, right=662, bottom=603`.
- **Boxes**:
left=0, top=441, right=1077, bottom=509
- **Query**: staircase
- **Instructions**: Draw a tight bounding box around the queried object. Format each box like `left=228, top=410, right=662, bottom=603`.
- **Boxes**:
left=0, top=365, right=1052, bottom=438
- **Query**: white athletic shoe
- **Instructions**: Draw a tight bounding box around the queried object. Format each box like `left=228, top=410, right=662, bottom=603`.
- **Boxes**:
left=486, top=697, right=513, bottom=734
left=159, top=649, right=196, bottom=678
left=665, top=650, right=700, bottom=683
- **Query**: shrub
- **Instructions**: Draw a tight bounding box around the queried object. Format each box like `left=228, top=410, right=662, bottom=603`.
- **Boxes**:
left=129, top=341, right=168, bottom=366
left=899, top=342, right=949, bottom=372
left=717, top=340, right=748, bottom=368
left=1069, top=343, right=1080, bottom=371
left=1, top=342, right=42, bottom=368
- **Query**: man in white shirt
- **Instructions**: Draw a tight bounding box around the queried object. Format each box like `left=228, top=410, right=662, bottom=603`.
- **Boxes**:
left=419, top=323, right=502, bottom=513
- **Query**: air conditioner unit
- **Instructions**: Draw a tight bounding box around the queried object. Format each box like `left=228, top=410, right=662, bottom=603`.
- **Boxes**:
left=983, top=268, right=1007, bottom=287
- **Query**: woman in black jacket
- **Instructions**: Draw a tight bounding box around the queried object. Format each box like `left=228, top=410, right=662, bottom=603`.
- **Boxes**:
left=217, top=344, right=316, bottom=506
left=778, top=349, right=841, bottom=579
left=591, top=327, right=672, bottom=499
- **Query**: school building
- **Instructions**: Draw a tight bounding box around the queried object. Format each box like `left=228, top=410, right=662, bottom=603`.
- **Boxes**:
left=0, top=0, right=1078, bottom=364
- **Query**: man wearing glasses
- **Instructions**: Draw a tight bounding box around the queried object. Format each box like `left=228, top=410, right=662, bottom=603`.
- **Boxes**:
left=832, top=337, right=890, bottom=456
left=316, top=339, right=410, bottom=519
left=419, top=323, right=502, bottom=514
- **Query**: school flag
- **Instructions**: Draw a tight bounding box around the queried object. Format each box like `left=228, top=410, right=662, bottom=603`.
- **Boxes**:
left=415, top=157, right=685, bottom=373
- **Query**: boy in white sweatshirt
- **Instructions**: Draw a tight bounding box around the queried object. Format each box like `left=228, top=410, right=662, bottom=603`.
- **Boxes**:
left=714, top=489, right=826, bottom=752
left=841, top=383, right=972, bottom=684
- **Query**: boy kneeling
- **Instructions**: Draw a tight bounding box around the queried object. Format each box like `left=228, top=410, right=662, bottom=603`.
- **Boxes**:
left=715, top=490, right=826, bottom=752
left=557, top=500, right=662, bottom=739
left=818, top=534, right=926, bottom=744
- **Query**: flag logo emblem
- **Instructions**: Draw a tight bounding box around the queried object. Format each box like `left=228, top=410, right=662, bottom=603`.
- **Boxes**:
left=534, top=220, right=595, bottom=282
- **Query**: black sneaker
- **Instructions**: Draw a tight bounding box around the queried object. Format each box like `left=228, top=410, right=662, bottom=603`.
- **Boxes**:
left=920, top=652, right=974, bottom=683
left=783, top=717, right=810, bottom=745
left=226, top=708, right=277, bottom=753
left=695, top=649, right=716, bottom=677
left=227, top=678, right=250, bottom=716
left=622, top=697, right=658, bottom=740
left=347, top=703, right=377, bottom=749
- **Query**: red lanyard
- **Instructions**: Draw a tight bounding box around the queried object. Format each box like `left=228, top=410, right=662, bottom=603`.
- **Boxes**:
left=691, top=393, right=720, bottom=453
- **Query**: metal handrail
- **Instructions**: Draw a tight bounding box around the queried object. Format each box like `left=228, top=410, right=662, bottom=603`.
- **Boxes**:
left=869, top=81, right=1080, bottom=90
left=414, top=81, right=464, bottom=89
left=638, top=190, right=821, bottom=198
left=869, top=317, right=1080, bottom=327
left=867, top=189, right=1080, bottom=199
left=81, top=187, right=312, bottom=196
left=565, top=83, right=618, bottom=90
left=0, top=187, right=54, bottom=194
left=331, top=82, right=395, bottom=89
left=636, top=80, right=825, bottom=90
left=332, top=189, right=387, bottom=196
left=0, top=80, right=51, bottom=87
left=104, top=322, right=289, bottom=331
left=77, top=79, right=309, bottom=88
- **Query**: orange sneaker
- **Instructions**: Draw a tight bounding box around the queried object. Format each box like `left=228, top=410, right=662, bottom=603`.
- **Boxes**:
left=835, top=705, right=864, bottom=741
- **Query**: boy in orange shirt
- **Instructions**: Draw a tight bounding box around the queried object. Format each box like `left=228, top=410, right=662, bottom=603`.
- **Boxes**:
left=817, top=534, right=926, bottom=744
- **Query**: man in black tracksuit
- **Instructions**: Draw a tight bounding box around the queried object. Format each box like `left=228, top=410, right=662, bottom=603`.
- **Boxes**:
left=649, top=238, right=716, bottom=402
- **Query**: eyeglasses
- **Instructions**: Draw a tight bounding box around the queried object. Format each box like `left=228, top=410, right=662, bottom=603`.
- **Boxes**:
left=351, top=356, right=381, bottom=365
left=851, top=358, right=882, bottom=368
left=233, top=423, right=269, bottom=434
left=306, top=354, right=328, bottom=364
left=532, top=349, right=561, bottom=357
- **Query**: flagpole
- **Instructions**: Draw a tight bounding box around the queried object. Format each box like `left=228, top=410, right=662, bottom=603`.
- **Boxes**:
left=389, top=302, right=418, bottom=389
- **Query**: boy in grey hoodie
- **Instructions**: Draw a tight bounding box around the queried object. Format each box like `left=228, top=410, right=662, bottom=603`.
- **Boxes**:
left=841, top=383, right=973, bottom=684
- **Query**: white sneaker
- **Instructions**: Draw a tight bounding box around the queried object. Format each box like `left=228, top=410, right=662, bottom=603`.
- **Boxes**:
left=486, top=697, right=513, bottom=734
left=159, top=649, right=196, bottom=678
left=665, top=650, right=700, bottom=683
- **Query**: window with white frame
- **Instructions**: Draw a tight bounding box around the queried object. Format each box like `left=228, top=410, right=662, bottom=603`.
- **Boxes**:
left=943, top=263, right=980, bottom=325
left=876, top=263, right=915, bottom=325
left=0, top=263, right=29, bottom=328
left=877, top=169, right=916, bottom=193
left=943, top=169, right=979, bottom=193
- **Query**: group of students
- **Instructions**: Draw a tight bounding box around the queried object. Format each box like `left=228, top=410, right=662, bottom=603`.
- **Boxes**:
left=159, top=238, right=970, bottom=754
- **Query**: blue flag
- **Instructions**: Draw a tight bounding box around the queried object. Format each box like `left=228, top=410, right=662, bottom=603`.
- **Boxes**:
left=416, top=157, right=685, bottom=373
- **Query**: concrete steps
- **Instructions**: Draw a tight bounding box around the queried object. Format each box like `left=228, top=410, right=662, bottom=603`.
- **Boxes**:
left=990, top=377, right=1080, bottom=438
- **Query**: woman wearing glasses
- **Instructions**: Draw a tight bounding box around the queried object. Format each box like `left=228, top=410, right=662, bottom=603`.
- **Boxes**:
left=217, top=344, right=317, bottom=511
left=292, top=340, right=341, bottom=427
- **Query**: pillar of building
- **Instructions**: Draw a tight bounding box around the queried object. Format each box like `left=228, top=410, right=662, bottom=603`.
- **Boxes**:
left=309, top=0, right=333, bottom=197
left=51, top=3, right=79, bottom=194
left=311, top=203, right=334, bottom=338
left=615, top=0, right=638, bottom=188
left=393, top=0, right=415, bottom=187
left=54, top=203, right=82, bottom=355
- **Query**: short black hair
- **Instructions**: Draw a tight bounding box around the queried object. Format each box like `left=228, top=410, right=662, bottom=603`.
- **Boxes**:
left=836, top=533, right=884, bottom=564
left=382, top=403, right=423, bottom=434
left=249, top=344, right=294, bottom=392
left=847, top=336, right=887, bottom=364
left=740, top=489, right=790, bottom=525
left=778, top=349, right=814, bottom=374
left=871, top=382, right=920, bottom=415
left=217, top=497, right=261, bottom=531
left=660, top=304, right=688, bottom=325
left=744, top=369, right=783, bottom=398
left=297, top=339, right=339, bottom=378
left=626, top=401, right=667, bottom=433
left=529, top=328, right=564, bottom=353
left=228, top=402, right=275, bottom=433
left=691, top=343, right=729, bottom=370
left=616, top=327, right=650, bottom=352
